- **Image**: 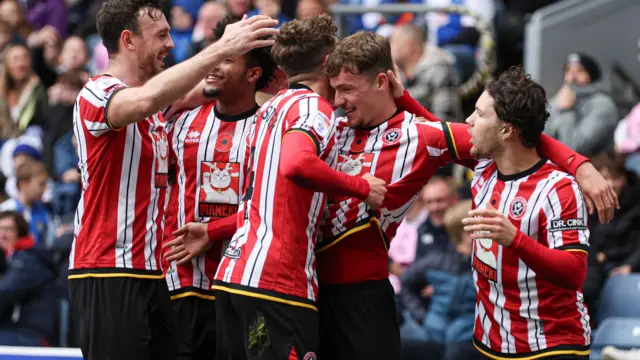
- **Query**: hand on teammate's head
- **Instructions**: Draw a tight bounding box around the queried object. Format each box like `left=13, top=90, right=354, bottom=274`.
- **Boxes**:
left=212, top=15, right=279, bottom=59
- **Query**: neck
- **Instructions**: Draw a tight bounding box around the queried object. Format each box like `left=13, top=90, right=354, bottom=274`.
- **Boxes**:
left=216, top=91, right=257, bottom=115
left=17, top=193, right=33, bottom=207
left=289, top=73, right=329, bottom=99
left=493, top=143, right=541, bottom=177
left=366, top=96, right=398, bottom=128
left=106, top=57, right=147, bottom=87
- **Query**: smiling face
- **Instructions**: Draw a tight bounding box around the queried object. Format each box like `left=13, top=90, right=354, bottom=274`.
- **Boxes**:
left=202, top=54, right=261, bottom=100
left=131, top=9, right=174, bottom=81
left=330, top=69, right=388, bottom=129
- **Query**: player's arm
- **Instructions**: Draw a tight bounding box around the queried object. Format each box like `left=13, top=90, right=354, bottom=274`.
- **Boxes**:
left=164, top=79, right=210, bottom=120
left=106, top=16, right=278, bottom=129
left=280, top=131, right=371, bottom=200
left=464, top=180, right=588, bottom=290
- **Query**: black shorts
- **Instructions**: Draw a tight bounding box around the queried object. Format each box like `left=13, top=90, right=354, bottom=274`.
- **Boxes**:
left=318, top=279, right=401, bottom=360
left=173, top=295, right=217, bottom=360
left=68, top=276, right=177, bottom=360
left=215, top=289, right=319, bottom=360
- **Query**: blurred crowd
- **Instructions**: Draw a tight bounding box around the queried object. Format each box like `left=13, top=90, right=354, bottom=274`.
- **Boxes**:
left=0, top=0, right=638, bottom=356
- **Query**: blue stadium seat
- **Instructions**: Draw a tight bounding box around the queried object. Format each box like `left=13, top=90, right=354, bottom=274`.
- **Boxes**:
left=597, top=274, right=640, bottom=324
left=590, top=317, right=640, bottom=360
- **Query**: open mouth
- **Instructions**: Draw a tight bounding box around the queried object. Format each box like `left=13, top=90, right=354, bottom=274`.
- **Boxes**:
left=206, top=74, right=223, bottom=84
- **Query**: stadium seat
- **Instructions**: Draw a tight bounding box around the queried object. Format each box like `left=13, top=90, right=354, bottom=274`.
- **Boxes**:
left=597, top=274, right=640, bottom=324
left=590, top=317, right=640, bottom=360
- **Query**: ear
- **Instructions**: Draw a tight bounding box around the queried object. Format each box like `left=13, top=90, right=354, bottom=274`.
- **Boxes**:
left=375, top=72, right=389, bottom=91
left=121, top=29, right=136, bottom=51
left=501, top=123, right=517, bottom=140
left=246, top=67, right=263, bottom=86
left=322, top=54, right=329, bottom=71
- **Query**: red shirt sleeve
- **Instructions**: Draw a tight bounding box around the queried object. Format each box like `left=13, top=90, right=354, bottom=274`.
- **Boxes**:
left=395, top=89, right=589, bottom=176
left=510, top=231, right=587, bottom=290
left=537, top=135, right=589, bottom=176
left=207, top=214, right=238, bottom=244
left=281, top=131, right=370, bottom=200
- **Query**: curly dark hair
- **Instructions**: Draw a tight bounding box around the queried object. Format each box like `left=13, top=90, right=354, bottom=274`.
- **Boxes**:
left=96, top=0, right=164, bottom=55
left=485, top=66, right=549, bottom=148
left=213, top=15, right=278, bottom=91
left=271, top=14, right=337, bottom=78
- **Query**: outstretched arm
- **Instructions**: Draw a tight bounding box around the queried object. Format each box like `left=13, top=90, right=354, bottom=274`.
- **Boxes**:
left=107, top=16, right=278, bottom=129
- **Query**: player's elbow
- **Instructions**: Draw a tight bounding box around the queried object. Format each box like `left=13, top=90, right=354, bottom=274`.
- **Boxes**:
left=280, top=157, right=305, bottom=181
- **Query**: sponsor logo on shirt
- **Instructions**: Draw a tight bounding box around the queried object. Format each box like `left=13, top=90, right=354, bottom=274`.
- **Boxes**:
left=549, top=218, right=586, bottom=232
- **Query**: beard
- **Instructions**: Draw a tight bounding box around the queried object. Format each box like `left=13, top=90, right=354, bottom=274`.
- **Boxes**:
left=202, top=86, right=221, bottom=98
left=137, top=51, right=162, bottom=81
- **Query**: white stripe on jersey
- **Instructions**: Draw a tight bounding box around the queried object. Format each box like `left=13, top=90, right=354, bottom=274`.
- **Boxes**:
left=494, top=179, right=523, bottom=353
left=144, top=114, right=162, bottom=271
left=116, top=123, right=142, bottom=268
left=221, top=91, right=291, bottom=284
left=571, top=182, right=590, bottom=247
left=84, top=120, right=111, bottom=137
left=244, top=94, right=310, bottom=289
left=576, top=292, right=591, bottom=344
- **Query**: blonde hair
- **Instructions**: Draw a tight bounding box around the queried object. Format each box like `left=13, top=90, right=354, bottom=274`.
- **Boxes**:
left=443, top=200, right=472, bottom=245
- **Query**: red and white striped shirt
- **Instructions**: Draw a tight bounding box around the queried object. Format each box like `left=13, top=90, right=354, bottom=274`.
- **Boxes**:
left=163, top=102, right=257, bottom=299
left=214, top=85, right=337, bottom=309
left=317, top=113, right=471, bottom=283
left=69, top=75, right=168, bottom=278
left=471, top=159, right=591, bottom=359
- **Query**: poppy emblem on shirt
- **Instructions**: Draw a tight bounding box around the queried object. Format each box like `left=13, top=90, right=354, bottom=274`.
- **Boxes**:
left=509, top=197, right=527, bottom=220
left=350, top=132, right=368, bottom=153
left=215, top=133, right=234, bottom=152
left=382, top=128, right=402, bottom=146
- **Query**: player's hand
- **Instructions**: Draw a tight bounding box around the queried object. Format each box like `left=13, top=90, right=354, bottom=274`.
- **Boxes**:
left=213, top=15, right=279, bottom=59
left=362, top=173, right=387, bottom=210
left=386, top=62, right=405, bottom=99
left=575, top=162, right=619, bottom=224
left=163, top=222, right=211, bottom=265
left=462, top=204, right=518, bottom=247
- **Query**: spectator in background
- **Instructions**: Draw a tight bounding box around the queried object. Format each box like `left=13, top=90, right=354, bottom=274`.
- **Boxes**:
left=192, top=1, right=227, bottom=53
left=0, top=210, right=56, bottom=347
left=0, top=21, right=10, bottom=65
left=0, top=0, right=31, bottom=42
left=0, top=160, right=51, bottom=245
left=296, top=0, right=327, bottom=20
left=57, top=36, right=89, bottom=77
left=388, top=177, right=459, bottom=301
left=248, top=0, right=291, bottom=27
left=614, top=102, right=640, bottom=176
left=23, top=0, right=69, bottom=38
left=170, top=0, right=203, bottom=63
left=225, top=0, right=252, bottom=17
left=390, top=24, right=463, bottom=123
left=0, top=43, right=48, bottom=139
left=545, top=53, right=618, bottom=156
left=400, top=200, right=480, bottom=360
left=43, top=70, right=82, bottom=216
left=583, top=153, right=640, bottom=320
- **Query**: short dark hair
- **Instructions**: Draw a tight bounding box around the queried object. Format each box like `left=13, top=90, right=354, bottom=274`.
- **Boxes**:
left=271, top=14, right=337, bottom=78
left=0, top=211, right=30, bottom=238
left=325, top=31, right=393, bottom=79
left=213, top=15, right=277, bottom=91
left=485, top=66, right=549, bottom=148
left=96, top=0, right=165, bottom=55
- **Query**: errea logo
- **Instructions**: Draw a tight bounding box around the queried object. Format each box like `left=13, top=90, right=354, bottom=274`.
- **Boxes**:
left=186, top=130, right=201, bottom=143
